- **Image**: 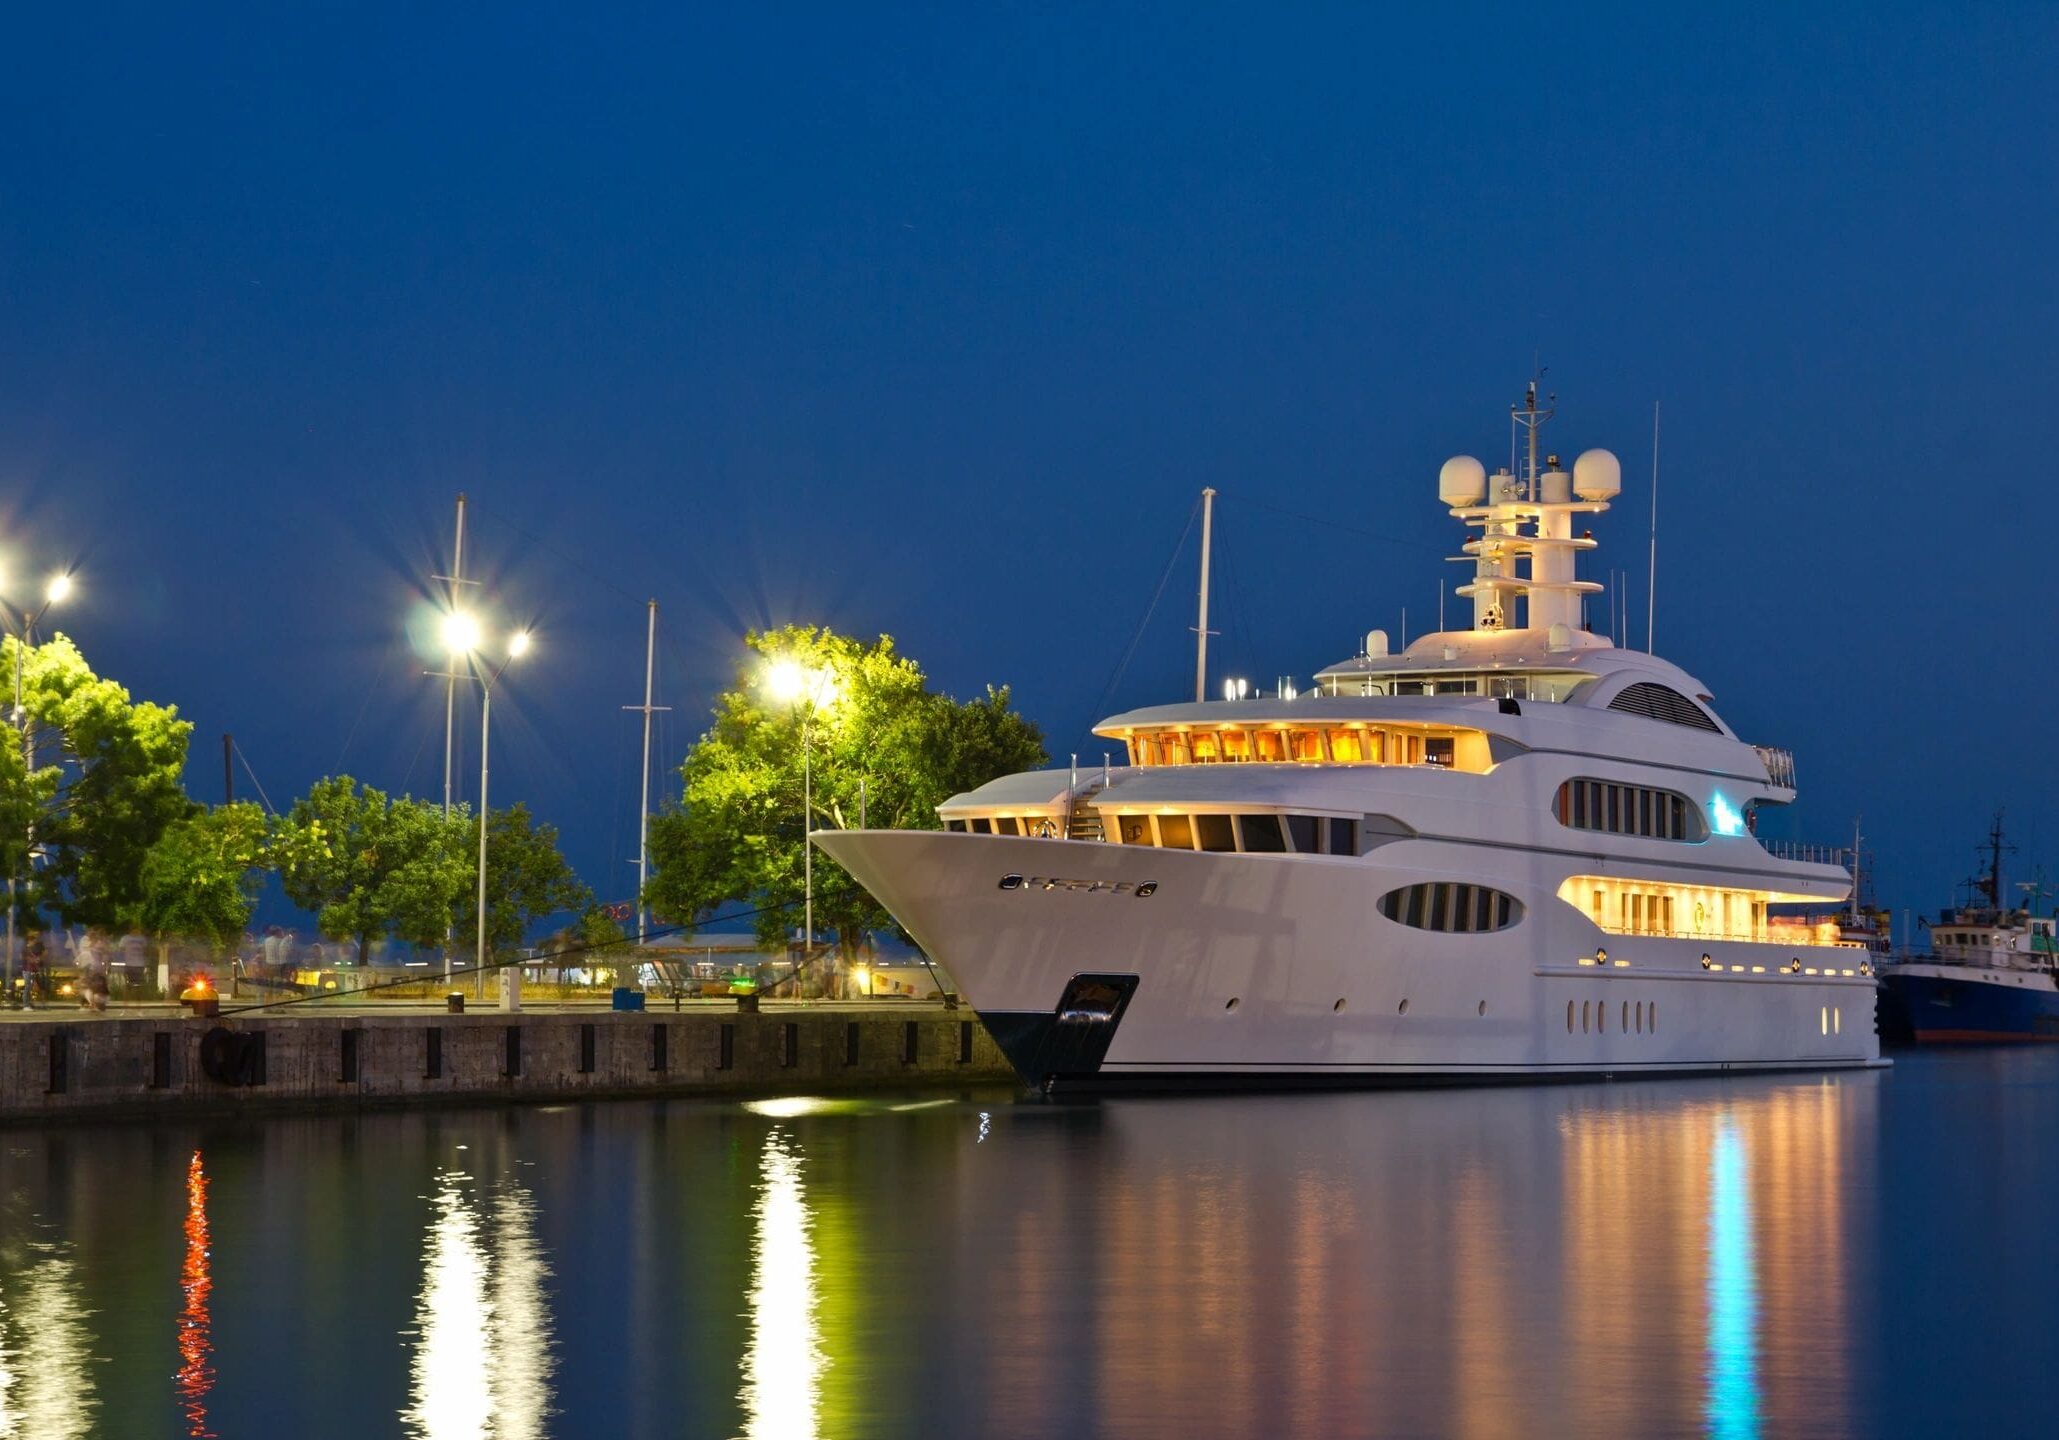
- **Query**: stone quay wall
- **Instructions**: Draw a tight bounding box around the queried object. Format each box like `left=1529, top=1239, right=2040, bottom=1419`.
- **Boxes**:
left=0, top=1007, right=1018, bottom=1123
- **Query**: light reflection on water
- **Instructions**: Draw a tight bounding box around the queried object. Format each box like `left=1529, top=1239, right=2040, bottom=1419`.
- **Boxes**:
left=177, top=1151, right=216, bottom=1439
left=739, top=1129, right=826, bottom=1440
left=6, top=1053, right=2059, bottom=1437
left=400, top=1167, right=555, bottom=1440
left=0, top=1233, right=96, bottom=1440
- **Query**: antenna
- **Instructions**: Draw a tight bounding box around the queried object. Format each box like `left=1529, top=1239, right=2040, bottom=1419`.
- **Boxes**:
left=1647, top=401, right=1659, bottom=654
left=1510, top=370, right=1555, bottom=500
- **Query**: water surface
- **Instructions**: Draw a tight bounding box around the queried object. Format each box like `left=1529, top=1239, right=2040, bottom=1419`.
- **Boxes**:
left=3, top=1050, right=2055, bottom=1439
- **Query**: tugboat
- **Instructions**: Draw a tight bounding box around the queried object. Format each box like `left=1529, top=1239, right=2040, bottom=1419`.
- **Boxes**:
left=1877, top=814, right=2059, bottom=1042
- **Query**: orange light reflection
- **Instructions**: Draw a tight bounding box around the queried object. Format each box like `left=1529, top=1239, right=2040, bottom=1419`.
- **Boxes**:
left=177, top=1150, right=216, bottom=1439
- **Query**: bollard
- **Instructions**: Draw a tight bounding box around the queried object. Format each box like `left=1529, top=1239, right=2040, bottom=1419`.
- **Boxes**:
left=184, top=996, right=220, bottom=1019
left=735, top=992, right=760, bottom=1014
left=446, top=993, right=465, bottom=1015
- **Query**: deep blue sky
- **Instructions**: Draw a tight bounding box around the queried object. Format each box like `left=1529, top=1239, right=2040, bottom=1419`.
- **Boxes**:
left=3, top=4, right=2054, bottom=927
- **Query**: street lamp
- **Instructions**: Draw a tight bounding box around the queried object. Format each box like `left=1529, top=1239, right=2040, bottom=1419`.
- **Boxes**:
left=2, top=571, right=71, bottom=1006
left=431, top=613, right=529, bottom=1002
left=761, top=657, right=837, bottom=988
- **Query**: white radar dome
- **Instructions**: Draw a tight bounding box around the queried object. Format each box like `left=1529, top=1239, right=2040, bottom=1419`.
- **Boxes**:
left=1572, top=448, right=1622, bottom=501
left=1439, top=455, right=1487, bottom=506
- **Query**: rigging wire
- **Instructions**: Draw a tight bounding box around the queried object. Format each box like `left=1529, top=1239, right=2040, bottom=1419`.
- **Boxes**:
left=230, top=741, right=277, bottom=816
left=1221, top=491, right=1446, bottom=555
left=1079, top=495, right=1201, bottom=735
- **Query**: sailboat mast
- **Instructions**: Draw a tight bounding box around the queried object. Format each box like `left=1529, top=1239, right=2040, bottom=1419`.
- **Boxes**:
left=1194, top=487, right=1216, bottom=702
left=637, top=599, right=657, bottom=948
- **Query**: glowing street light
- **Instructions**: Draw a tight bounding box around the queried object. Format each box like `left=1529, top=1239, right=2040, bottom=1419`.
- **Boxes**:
left=441, top=610, right=482, bottom=657
left=760, top=656, right=837, bottom=984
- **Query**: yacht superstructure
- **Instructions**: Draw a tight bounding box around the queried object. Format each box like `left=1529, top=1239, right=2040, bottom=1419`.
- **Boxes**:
left=816, top=390, right=1883, bottom=1091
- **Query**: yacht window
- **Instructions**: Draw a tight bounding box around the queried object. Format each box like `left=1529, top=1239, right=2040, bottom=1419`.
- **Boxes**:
left=1425, top=737, right=1455, bottom=767
left=1255, top=730, right=1287, bottom=762
left=1117, top=815, right=1152, bottom=846
left=946, top=819, right=967, bottom=833
left=1435, top=679, right=1474, bottom=695
left=1196, top=814, right=1237, bottom=852
left=1240, top=814, right=1288, bottom=853
left=1220, top=729, right=1252, bottom=762
left=1607, top=681, right=1722, bottom=732
left=1290, top=730, right=1325, bottom=763
left=996, top=817, right=1022, bottom=836
left=970, top=817, right=993, bottom=834
left=1376, top=882, right=1525, bottom=933
left=1328, top=730, right=1365, bottom=763
left=1158, top=813, right=1196, bottom=850
left=1192, top=733, right=1221, bottom=763
left=1284, top=814, right=1319, bottom=854
left=1554, top=779, right=1708, bottom=841
left=1327, top=818, right=1356, bottom=857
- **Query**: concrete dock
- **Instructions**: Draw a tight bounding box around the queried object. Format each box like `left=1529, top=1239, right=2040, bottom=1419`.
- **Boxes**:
left=0, top=1000, right=1019, bottom=1122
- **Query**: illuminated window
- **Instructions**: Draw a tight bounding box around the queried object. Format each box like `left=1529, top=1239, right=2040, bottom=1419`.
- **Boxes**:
left=1255, top=730, right=1287, bottom=762
left=1158, top=814, right=1195, bottom=850
left=1290, top=730, right=1325, bottom=763
left=1117, top=815, right=1152, bottom=845
left=1328, top=730, right=1364, bottom=762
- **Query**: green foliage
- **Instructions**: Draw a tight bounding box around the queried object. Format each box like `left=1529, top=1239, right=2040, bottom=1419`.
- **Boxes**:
left=452, top=803, right=593, bottom=961
left=645, top=625, right=1047, bottom=958
left=273, top=776, right=471, bottom=964
left=4, top=634, right=197, bottom=930
left=137, top=801, right=271, bottom=950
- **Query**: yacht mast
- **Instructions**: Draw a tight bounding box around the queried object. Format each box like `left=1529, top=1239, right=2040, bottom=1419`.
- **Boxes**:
left=1193, top=487, right=1216, bottom=702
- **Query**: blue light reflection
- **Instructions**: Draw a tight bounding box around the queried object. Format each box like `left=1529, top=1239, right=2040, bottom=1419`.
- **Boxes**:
left=1705, top=1118, right=1761, bottom=1439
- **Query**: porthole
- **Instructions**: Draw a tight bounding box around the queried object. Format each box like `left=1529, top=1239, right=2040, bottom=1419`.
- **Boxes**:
left=1332, top=998, right=1347, bottom=1013
left=1820, top=1006, right=1828, bottom=1036
left=1477, top=1000, right=1487, bottom=1018
left=1566, top=999, right=1575, bottom=1033
left=1621, top=1001, right=1629, bottom=1032
left=1833, top=1007, right=1841, bottom=1035
left=1225, top=997, right=1240, bottom=1012
left=1598, top=1001, right=1607, bottom=1033
left=1581, top=1000, right=1590, bottom=1034
left=1635, top=1001, right=1643, bottom=1034
left=1789, top=958, right=1802, bottom=974
left=1651, top=1002, right=1657, bottom=1032
left=1701, top=954, right=1713, bottom=970
left=1397, top=998, right=1409, bottom=1016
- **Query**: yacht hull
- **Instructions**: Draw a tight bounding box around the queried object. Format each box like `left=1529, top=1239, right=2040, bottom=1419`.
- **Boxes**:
left=814, top=830, right=1884, bottom=1093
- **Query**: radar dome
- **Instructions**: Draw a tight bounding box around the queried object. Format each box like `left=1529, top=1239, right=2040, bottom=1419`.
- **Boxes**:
left=1439, top=455, right=1487, bottom=507
left=1572, top=448, right=1622, bottom=501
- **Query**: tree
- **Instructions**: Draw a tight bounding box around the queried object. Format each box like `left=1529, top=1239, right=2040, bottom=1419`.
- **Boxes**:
left=273, top=776, right=470, bottom=965
left=137, top=801, right=271, bottom=955
left=451, top=803, right=594, bottom=963
left=645, top=626, right=1047, bottom=967
left=6, top=634, right=196, bottom=931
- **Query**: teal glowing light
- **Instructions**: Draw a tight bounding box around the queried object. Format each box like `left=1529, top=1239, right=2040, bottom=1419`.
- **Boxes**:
left=1705, top=1119, right=1762, bottom=1440
left=1710, top=793, right=1745, bottom=837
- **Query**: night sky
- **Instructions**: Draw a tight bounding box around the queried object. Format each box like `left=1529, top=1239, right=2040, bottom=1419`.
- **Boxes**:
left=3, top=5, right=2054, bottom=928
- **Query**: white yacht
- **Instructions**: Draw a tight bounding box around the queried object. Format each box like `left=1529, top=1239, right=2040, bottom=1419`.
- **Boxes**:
left=816, top=390, right=1884, bottom=1092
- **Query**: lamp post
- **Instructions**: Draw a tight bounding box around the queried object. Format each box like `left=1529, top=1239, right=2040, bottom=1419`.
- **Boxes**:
left=439, top=615, right=528, bottom=1005
left=437, top=611, right=483, bottom=988
left=2, top=572, right=71, bottom=1006
left=762, top=658, right=836, bottom=990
